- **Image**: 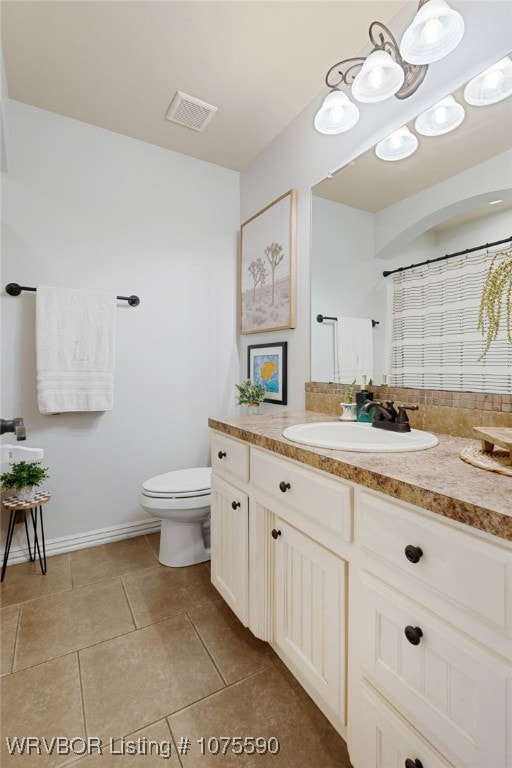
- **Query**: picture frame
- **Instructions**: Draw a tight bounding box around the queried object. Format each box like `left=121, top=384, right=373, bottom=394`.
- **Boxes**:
left=240, top=189, right=297, bottom=334
left=248, top=342, right=288, bottom=405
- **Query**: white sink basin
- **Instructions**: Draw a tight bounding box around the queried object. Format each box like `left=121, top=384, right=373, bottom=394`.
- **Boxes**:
left=282, top=422, right=438, bottom=452
left=1, top=444, right=44, bottom=463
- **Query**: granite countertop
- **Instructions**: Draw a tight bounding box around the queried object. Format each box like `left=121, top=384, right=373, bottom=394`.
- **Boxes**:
left=208, top=410, right=512, bottom=544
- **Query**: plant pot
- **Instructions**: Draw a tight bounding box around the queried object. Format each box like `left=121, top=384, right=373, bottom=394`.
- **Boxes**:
left=340, top=403, right=357, bottom=421
left=17, top=485, right=37, bottom=503
left=242, top=403, right=263, bottom=414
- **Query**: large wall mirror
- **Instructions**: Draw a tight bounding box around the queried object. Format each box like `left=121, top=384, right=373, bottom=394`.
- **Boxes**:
left=311, top=65, right=512, bottom=392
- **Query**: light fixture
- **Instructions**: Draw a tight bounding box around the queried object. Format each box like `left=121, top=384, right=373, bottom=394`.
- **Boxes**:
left=399, top=0, right=465, bottom=65
left=463, top=56, right=512, bottom=106
left=352, top=50, right=405, bottom=103
left=415, top=95, right=465, bottom=135
left=321, top=19, right=428, bottom=111
left=314, top=90, right=360, bottom=135
left=375, top=126, right=419, bottom=161
left=314, top=1, right=467, bottom=135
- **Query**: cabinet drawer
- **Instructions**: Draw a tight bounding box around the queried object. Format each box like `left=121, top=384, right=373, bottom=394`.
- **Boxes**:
left=211, top=432, right=249, bottom=483
left=252, top=447, right=352, bottom=543
left=358, top=573, right=509, bottom=768
left=359, top=489, right=512, bottom=642
left=355, top=681, right=453, bottom=768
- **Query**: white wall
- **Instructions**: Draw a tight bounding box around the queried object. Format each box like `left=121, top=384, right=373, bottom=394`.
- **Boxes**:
left=1, top=101, right=239, bottom=551
left=240, top=0, right=512, bottom=408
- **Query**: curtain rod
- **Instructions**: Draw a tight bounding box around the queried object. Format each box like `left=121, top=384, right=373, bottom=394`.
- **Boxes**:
left=5, top=283, right=140, bottom=306
left=316, top=313, right=379, bottom=327
left=382, top=235, right=512, bottom=278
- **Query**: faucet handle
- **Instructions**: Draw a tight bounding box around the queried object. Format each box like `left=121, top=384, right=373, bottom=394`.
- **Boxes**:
left=397, top=404, right=419, bottom=425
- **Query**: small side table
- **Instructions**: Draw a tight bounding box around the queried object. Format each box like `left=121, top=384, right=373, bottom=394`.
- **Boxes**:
left=1, top=492, right=51, bottom=582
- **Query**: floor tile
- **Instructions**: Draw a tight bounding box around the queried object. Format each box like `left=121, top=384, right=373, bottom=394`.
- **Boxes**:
left=168, top=665, right=351, bottom=767
left=80, top=614, right=224, bottom=741
left=188, top=600, right=274, bottom=684
left=0, top=604, right=19, bottom=676
left=69, top=720, right=181, bottom=767
left=145, top=532, right=160, bottom=557
left=14, top=578, right=135, bottom=670
left=70, top=536, right=158, bottom=587
left=0, top=653, right=85, bottom=768
left=0, top=553, right=73, bottom=608
left=123, top=562, right=217, bottom=627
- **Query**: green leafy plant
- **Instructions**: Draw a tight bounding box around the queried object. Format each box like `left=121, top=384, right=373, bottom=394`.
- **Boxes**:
left=343, top=379, right=357, bottom=403
left=0, top=461, right=49, bottom=491
left=478, top=249, right=512, bottom=359
left=235, top=379, right=266, bottom=406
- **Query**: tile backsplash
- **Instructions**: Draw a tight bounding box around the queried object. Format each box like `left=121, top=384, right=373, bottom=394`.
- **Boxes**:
left=305, top=382, right=512, bottom=439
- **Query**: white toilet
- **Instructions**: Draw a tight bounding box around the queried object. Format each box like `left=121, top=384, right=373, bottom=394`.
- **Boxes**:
left=139, top=467, right=211, bottom=567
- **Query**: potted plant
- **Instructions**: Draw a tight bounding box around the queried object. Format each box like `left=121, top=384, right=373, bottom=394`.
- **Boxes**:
left=235, top=379, right=266, bottom=409
left=340, top=379, right=357, bottom=421
left=0, top=461, right=49, bottom=502
left=478, top=249, right=512, bottom=359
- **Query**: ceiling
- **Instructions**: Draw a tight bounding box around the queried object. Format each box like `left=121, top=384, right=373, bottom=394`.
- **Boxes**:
left=0, top=0, right=407, bottom=172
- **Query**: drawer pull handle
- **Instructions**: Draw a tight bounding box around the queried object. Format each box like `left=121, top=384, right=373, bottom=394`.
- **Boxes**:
left=217, top=451, right=226, bottom=459
left=231, top=501, right=241, bottom=510
left=404, top=625, right=423, bottom=646
left=279, top=481, right=291, bottom=493
left=405, top=760, right=423, bottom=768
left=271, top=529, right=282, bottom=539
left=404, top=545, right=423, bottom=563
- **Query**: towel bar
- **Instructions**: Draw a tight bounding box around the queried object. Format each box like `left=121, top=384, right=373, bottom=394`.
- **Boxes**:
left=5, top=283, right=140, bottom=307
left=317, top=313, right=379, bottom=327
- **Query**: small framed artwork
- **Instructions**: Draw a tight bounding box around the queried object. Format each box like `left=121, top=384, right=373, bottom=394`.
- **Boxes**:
left=248, top=342, right=288, bottom=405
left=240, top=189, right=297, bottom=334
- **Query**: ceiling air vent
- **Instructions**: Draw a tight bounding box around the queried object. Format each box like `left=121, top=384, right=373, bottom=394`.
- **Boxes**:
left=165, top=91, right=218, bottom=132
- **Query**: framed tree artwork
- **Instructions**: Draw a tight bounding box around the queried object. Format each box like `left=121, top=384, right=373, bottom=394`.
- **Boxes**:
left=240, top=189, right=297, bottom=334
left=248, top=341, right=288, bottom=405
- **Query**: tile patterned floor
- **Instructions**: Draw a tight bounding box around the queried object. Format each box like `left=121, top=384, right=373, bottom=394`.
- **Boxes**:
left=0, top=534, right=352, bottom=767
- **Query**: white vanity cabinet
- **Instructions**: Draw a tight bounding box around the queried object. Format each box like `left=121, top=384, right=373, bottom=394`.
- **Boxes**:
left=210, top=427, right=512, bottom=768
left=350, top=487, right=512, bottom=768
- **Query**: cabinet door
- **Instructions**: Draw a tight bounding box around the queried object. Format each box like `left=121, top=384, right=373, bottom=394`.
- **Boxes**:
left=274, top=518, right=346, bottom=725
left=353, top=681, right=454, bottom=768
left=210, top=475, right=249, bottom=626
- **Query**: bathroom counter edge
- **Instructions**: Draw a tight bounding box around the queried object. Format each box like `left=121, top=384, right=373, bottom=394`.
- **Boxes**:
left=208, top=410, right=512, bottom=543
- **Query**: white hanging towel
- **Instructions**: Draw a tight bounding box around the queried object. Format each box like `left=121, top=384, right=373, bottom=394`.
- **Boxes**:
left=36, top=285, right=116, bottom=414
left=335, top=316, right=374, bottom=384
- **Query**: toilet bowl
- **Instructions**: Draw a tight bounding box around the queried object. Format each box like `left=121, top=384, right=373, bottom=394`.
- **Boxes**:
left=139, top=467, right=211, bottom=567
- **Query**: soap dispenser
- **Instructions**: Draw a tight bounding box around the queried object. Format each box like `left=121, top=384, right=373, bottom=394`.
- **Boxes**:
left=356, top=389, right=373, bottom=422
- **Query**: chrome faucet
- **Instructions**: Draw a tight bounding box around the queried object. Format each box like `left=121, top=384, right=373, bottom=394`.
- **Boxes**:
left=360, top=401, right=418, bottom=433
left=0, top=418, right=26, bottom=441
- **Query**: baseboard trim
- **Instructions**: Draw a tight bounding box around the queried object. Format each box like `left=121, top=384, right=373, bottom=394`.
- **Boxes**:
left=0, top=518, right=161, bottom=566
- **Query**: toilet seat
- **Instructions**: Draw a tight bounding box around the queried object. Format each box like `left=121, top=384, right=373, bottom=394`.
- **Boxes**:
left=142, top=467, right=211, bottom=499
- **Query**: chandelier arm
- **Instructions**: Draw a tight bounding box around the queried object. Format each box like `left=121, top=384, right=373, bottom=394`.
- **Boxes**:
left=322, top=0, right=431, bottom=102
left=325, top=57, right=366, bottom=89
left=368, top=21, right=403, bottom=64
